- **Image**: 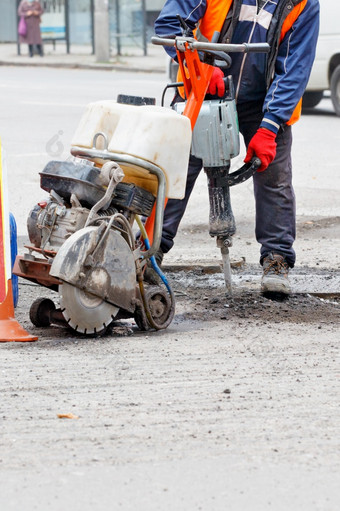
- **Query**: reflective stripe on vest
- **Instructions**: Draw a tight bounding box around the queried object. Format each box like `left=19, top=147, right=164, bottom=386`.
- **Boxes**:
left=239, top=3, right=277, bottom=29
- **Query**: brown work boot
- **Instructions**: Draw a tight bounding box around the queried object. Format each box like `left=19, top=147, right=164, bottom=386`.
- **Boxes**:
left=261, top=253, right=291, bottom=295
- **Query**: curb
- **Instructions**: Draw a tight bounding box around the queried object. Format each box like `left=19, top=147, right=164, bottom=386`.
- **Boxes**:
left=0, top=59, right=166, bottom=74
left=162, top=258, right=246, bottom=274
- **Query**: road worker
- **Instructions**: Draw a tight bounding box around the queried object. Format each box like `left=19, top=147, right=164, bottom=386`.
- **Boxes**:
left=155, top=0, right=320, bottom=295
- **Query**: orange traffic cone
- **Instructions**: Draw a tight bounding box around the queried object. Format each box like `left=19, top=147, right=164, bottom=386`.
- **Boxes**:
left=0, top=280, right=38, bottom=342
left=0, top=138, right=37, bottom=342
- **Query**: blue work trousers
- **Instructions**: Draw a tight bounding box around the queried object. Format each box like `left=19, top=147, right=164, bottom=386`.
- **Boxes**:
left=160, top=101, right=296, bottom=267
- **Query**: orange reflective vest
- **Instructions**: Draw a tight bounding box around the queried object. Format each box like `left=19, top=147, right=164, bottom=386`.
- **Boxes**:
left=189, top=0, right=308, bottom=125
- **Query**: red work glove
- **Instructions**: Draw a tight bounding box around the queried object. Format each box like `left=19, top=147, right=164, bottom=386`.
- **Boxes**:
left=244, top=128, right=277, bottom=172
left=207, top=67, right=225, bottom=97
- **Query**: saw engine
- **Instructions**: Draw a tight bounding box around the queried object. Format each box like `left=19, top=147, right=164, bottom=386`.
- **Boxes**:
left=14, top=156, right=176, bottom=335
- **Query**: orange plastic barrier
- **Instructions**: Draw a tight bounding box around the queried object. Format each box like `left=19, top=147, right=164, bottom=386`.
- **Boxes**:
left=0, top=139, right=38, bottom=342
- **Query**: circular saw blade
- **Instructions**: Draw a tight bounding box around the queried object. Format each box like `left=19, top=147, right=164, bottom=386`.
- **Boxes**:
left=59, top=283, right=119, bottom=335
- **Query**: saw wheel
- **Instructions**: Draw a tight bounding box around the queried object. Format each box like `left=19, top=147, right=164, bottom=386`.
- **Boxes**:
left=59, top=283, right=119, bottom=335
left=134, top=285, right=175, bottom=331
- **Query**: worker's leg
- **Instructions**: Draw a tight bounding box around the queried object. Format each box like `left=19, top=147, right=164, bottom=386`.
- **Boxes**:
left=238, top=102, right=296, bottom=267
left=254, top=126, right=295, bottom=267
left=160, top=154, right=203, bottom=254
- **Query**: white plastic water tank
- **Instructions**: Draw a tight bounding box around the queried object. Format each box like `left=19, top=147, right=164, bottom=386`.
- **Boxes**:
left=71, top=101, right=192, bottom=199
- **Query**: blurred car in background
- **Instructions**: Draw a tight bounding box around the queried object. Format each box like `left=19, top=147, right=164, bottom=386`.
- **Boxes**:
left=303, top=0, right=340, bottom=115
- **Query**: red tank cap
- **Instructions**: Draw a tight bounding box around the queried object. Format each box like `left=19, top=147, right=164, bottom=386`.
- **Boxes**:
left=38, top=201, right=48, bottom=208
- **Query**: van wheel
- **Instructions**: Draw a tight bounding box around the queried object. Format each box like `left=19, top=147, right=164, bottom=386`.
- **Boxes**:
left=330, top=65, right=340, bottom=116
left=302, top=91, right=323, bottom=109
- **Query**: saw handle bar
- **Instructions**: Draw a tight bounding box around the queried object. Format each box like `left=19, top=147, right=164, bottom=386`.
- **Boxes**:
left=151, top=36, right=270, bottom=56
left=226, top=157, right=262, bottom=187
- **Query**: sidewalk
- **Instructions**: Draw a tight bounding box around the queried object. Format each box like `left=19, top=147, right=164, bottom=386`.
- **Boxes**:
left=0, top=42, right=167, bottom=73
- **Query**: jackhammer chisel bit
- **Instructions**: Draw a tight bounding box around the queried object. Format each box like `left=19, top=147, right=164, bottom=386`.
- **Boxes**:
left=205, top=166, right=236, bottom=296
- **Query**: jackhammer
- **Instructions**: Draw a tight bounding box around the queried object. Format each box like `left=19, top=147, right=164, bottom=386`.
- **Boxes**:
left=152, top=32, right=269, bottom=294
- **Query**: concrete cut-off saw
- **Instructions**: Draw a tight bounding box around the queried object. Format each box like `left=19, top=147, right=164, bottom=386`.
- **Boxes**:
left=14, top=31, right=269, bottom=336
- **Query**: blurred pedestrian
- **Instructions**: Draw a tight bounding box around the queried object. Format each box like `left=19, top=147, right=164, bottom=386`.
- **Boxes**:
left=18, top=0, right=44, bottom=57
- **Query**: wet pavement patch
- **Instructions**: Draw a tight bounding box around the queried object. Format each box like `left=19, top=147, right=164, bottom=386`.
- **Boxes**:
left=168, top=269, right=340, bottom=325
left=11, top=267, right=340, bottom=341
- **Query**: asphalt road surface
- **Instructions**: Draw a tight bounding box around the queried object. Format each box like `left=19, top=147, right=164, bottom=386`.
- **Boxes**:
left=0, top=67, right=339, bottom=511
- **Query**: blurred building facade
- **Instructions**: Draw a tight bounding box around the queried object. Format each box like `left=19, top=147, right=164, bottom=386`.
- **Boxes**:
left=0, top=0, right=163, bottom=54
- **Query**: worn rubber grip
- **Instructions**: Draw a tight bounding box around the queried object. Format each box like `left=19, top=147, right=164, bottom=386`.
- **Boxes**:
left=226, top=157, right=261, bottom=187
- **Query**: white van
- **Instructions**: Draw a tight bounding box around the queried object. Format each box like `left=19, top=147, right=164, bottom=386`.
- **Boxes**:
left=304, top=0, right=340, bottom=115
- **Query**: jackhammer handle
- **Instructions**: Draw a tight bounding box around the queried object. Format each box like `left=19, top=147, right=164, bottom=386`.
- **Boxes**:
left=192, top=41, right=270, bottom=54
left=152, top=36, right=183, bottom=47
left=226, top=157, right=261, bottom=187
